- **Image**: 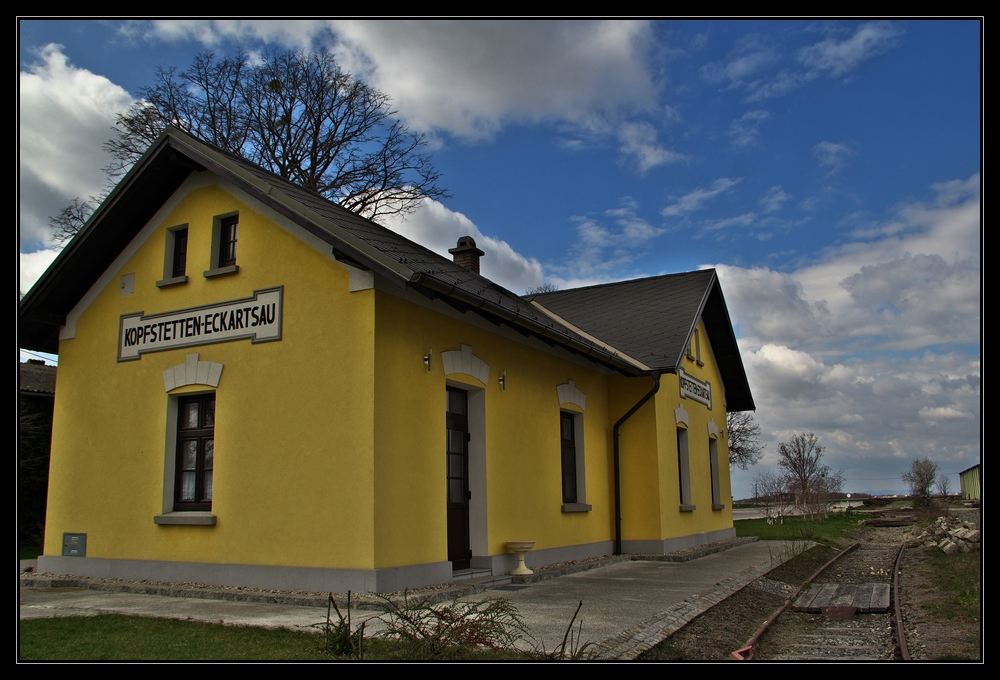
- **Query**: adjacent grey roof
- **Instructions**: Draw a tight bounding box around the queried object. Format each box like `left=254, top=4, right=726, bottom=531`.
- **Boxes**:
left=19, top=126, right=754, bottom=409
left=528, top=270, right=755, bottom=411
left=20, top=361, right=56, bottom=396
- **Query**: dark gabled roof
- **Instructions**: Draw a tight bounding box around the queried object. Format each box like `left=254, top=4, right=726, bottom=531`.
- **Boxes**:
left=19, top=361, right=56, bottom=396
left=528, top=270, right=755, bottom=411
left=18, top=127, right=641, bottom=375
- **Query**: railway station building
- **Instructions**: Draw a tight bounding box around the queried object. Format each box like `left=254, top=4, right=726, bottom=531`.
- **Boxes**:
left=19, top=127, right=755, bottom=593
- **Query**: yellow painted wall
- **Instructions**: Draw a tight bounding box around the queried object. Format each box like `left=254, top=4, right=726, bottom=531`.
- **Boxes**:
left=607, top=374, right=662, bottom=542
left=45, top=182, right=379, bottom=569
left=372, top=291, right=615, bottom=567
left=653, top=319, right=734, bottom=539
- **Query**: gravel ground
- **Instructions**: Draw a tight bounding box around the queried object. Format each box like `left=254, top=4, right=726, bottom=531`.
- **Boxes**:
left=640, top=520, right=981, bottom=662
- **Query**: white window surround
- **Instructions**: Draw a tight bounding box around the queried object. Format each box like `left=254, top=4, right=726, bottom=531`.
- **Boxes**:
left=556, top=379, right=586, bottom=411
left=157, top=224, right=190, bottom=288
left=155, top=354, right=222, bottom=526
left=162, top=354, right=223, bottom=392
left=441, top=344, right=490, bottom=386
left=204, top=211, right=240, bottom=278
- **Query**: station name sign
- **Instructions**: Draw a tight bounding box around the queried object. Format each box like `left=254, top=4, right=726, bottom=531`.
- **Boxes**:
left=118, top=287, right=282, bottom=361
left=679, top=368, right=712, bottom=409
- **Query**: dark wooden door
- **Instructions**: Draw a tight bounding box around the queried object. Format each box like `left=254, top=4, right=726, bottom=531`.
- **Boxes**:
left=446, top=387, right=471, bottom=569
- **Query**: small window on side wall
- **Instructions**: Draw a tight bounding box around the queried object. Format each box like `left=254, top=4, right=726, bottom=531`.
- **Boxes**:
left=205, top=212, right=240, bottom=277
left=156, top=225, right=190, bottom=287
left=560, top=411, right=592, bottom=512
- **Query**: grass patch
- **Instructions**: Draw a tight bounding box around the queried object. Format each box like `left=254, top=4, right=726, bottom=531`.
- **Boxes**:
left=18, top=614, right=541, bottom=661
left=924, top=551, right=980, bottom=621
left=19, top=615, right=331, bottom=660
left=735, top=512, right=861, bottom=547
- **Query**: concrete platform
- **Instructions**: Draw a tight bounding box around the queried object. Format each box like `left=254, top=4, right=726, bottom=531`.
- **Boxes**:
left=20, top=538, right=809, bottom=660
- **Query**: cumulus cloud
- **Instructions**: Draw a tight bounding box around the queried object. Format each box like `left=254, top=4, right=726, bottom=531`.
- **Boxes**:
left=331, top=20, right=657, bottom=140
left=20, top=248, right=60, bottom=296
left=19, top=44, right=135, bottom=247
left=379, top=198, right=544, bottom=293
left=717, top=174, right=980, bottom=495
left=128, top=20, right=658, bottom=141
left=617, top=121, right=687, bottom=173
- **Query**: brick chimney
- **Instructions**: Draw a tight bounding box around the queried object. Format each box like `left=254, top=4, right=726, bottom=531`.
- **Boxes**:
left=449, top=235, right=485, bottom=274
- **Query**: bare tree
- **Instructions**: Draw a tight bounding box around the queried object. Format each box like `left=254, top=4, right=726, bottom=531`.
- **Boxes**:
left=753, top=468, right=792, bottom=524
left=52, top=47, right=448, bottom=244
left=727, top=411, right=764, bottom=470
left=525, top=283, right=559, bottom=295
left=776, top=432, right=843, bottom=518
left=902, top=457, right=938, bottom=507
left=935, top=474, right=952, bottom=498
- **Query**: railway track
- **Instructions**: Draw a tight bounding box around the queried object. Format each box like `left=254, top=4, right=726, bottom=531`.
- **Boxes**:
left=736, top=540, right=908, bottom=661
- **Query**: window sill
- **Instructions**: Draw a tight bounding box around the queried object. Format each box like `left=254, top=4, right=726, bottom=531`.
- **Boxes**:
left=712, top=503, right=726, bottom=511
left=679, top=504, right=696, bottom=512
left=203, top=265, right=239, bottom=278
left=155, top=275, right=189, bottom=288
left=154, top=512, right=216, bottom=526
left=561, top=503, right=593, bottom=513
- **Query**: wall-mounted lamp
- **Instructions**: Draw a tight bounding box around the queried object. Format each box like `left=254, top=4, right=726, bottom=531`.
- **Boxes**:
left=423, top=349, right=433, bottom=371
left=498, top=370, right=507, bottom=390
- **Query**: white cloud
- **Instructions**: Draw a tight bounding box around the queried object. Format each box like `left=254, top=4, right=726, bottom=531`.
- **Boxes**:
left=617, top=121, right=686, bottom=173
left=379, top=198, right=545, bottom=294
left=759, top=185, right=791, bottom=213
left=701, top=35, right=778, bottom=86
left=131, top=20, right=659, bottom=142
left=798, top=21, right=903, bottom=77
left=662, top=178, right=741, bottom=217
left=814, top=141, right=854, bottom=175
left=19, top=44, right=135, bottom=246
left=717, top=174, right=980, bottom=494
left=330, top=20, right=658, bottom=140
left=728, top=110, right=769, bottom=147
left=20, top=248, right=59, bottom=296
left=548, top=198, right=663, bottom=284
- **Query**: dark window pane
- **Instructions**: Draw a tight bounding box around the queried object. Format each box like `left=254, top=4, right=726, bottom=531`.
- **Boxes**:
left=220, top=217, right=238, bottom=267
left=182, top=402, right=199, bottom=429
left=449, top=453, right=464, bottom=477
left=449, top=478, right=464, bottom=502
left=204, top=471, right=213, bottom=500
left=203, top=399, right=215, bottom=427
left=172, top=229, right=188, bottom=277
left=203, top=439, right=214, bottom=469
left=181, top=441, right=198, bottom=469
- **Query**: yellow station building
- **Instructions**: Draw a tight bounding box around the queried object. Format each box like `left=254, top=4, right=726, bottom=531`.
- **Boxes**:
left=20, top=127, right=755, bottom=592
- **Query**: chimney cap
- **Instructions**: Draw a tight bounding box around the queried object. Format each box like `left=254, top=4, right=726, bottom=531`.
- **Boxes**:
left=449, top=235, right=485, bottom=256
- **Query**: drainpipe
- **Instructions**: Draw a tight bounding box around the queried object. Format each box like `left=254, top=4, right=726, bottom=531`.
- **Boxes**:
left=613, top=373, right=661, bottom=555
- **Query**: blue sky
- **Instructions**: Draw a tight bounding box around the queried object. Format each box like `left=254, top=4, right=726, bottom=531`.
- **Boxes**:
left=19, top=20, right=981, bottom=497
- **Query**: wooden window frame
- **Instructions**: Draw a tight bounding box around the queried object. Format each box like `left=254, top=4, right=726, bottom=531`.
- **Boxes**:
left=560, top=411, right=578, bottom=504
left=173, top=394, right=215, bottom=512
left=204, top=212, right=240, bottom=277
left=172, top=228, right=189, bottom=278
left=156, top=224, right=190, bottom=287
left=219, top=216, right=238, bottom=268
